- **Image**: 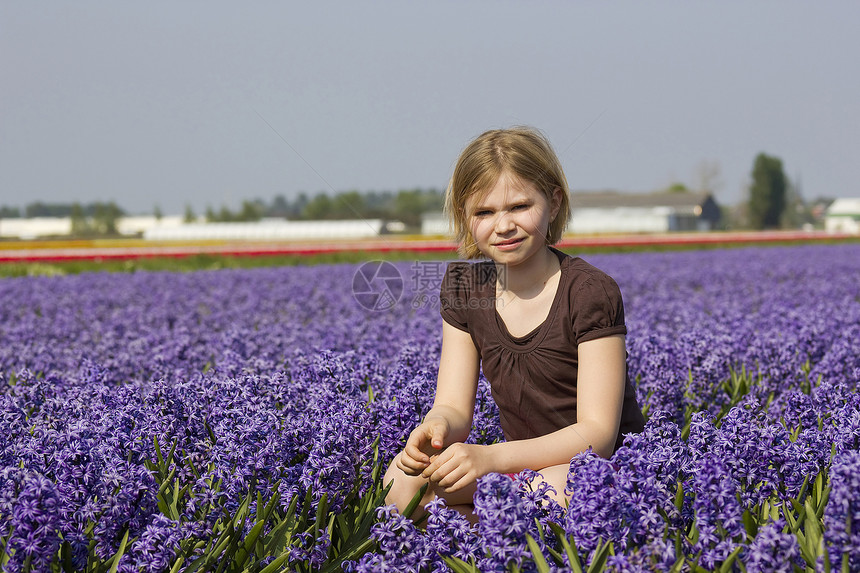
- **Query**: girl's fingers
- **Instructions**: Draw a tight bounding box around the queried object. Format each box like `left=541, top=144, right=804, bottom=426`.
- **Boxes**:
left=443, top=473, right=468, bottom=493
left=436, top=464, right=467, bottom=491
left=401, top=454, right=428, bottom=472
left=426, top=451, right=460, bottom=483
left=421, top=448, right=451, bottom=479
left=430, top=426, right=445, bottom=449
left=403, top=442, right=429, bottom=463
left=398, top=457, right=421, bottom=473
left=396, top=451, right=429, bottom=475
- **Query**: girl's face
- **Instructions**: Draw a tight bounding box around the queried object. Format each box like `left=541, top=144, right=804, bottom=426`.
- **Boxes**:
left=465, top=172, right=561, bottom=266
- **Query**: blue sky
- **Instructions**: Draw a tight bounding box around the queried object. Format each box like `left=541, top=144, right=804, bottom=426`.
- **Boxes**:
left=2, top=1, right=858, bottom=214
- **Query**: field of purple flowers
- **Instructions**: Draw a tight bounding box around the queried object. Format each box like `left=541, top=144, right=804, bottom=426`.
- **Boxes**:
left=1, top=243, right=859, bottom=572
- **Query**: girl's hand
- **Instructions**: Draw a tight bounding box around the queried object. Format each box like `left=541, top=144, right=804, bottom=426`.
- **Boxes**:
left=421, top=442, right=492, bottom=492
left=396, top=416, right=449, bottom=475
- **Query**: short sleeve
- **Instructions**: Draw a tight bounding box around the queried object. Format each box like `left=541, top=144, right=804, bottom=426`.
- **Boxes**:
left=439, top=262, right=471, bottom=332
left=573, top=273, right=627, bottom=344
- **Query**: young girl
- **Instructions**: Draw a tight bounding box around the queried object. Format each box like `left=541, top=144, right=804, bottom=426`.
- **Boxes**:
left=384, top=126, right=645, bottom=518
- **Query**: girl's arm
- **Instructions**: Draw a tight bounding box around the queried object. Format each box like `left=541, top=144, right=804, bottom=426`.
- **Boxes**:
left=396, top=320, right=480, bottom=475
left=423, top=334, right=626, bottom=490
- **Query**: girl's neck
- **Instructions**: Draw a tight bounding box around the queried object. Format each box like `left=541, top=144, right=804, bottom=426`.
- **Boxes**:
left=495, top=246, right=559, bottom=296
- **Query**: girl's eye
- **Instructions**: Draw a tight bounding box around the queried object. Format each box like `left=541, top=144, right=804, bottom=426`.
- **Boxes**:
left=512, top=204, right=529, bottom=211
left=474, top=210, right=492, bottom=217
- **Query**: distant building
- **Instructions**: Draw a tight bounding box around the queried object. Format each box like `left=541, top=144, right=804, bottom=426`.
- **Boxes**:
left=0, top=217, right=72, bottom=239
left=569, top=191, right=721, bottom=234
left=117, top=216, right=185, bottom=235
left=0, top=216, right=402, bottom=241
left=143, top=219, right=388, bottom=241
left=0, top=216, right=184, bottom=239
left=824, top=198, right=860, bottom=234
left=420, top=212, right=450, bottom=236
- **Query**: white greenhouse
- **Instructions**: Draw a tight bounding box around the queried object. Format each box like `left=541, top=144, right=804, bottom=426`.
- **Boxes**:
left=824, top=198, right=860, bottom=234
left=143, top=219, right=386, bottom=241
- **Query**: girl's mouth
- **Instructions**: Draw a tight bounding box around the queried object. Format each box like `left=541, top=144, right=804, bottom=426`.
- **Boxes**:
left=494, top=238, right=524, bottom=251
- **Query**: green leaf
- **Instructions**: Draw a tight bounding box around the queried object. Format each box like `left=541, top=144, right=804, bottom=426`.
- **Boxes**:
left=314, top=492, right=330, bottom=534
left=324, top=537, right=377, bottom=573
left=793, top=529, right=816, bottom=569
left=154, top=436, right=165, bottom=467
left=674, top=480, right=685, bottom=513
left=789, top=499, right=807, bottom=532
left=402, top=482, right=429, bottom=520
left=60, top=540, right=75, bottom=573
left=167, top=555, right=185, bottom=573
left=165, top=438, right=179, bottom=468
left=321, top=479, right=393, bottom=573
left=548, top=522, right=583, bottom=573
left=155, top=466, right=177, bottom=497
left=187, top=493, right=254, bottom=573
left=442, top=556, right=479, bottom=573
left=742, top=509, right=758, bottom=538
left=814, top=471, right=824, bottom=504
left=586, top=539, right=612, bottom=573
left=264, top=492, right=302, bottom=556
left=232, top=520, right=266, bottom=568
left=171, top=482, right=191, bottom=521
left=718, top=546, right=743, bottom=573
left=1, top=524, right=15, bottom=566
left=815, top=485, right=832, bottom=519
left=803, top=497, right=824, bottom=560
left=526, top=534, right=551, bottom=573
left=689, top=522, right=700, bottom=546
left=668, top=554, right=687, bottom=573
left=108, top=529, right=129, bottom=573
left=257, top=552, right=292, bottom=573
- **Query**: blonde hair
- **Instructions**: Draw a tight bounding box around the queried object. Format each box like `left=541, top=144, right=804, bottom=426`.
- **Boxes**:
left=444, top=126, right=571, bottom=259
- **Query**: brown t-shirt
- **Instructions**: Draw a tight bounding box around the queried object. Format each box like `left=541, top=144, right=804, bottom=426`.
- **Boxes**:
left=439, top=247, right=645, bottom=452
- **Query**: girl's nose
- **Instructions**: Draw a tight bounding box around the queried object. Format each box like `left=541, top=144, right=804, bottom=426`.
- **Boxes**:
left=494, top=212, right=516, bottom=234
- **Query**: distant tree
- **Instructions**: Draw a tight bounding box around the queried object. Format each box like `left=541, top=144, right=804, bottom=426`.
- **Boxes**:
left=302, top=194, right=333, bottom=220
left=393, top=189, right=427, bottom=227
left=422, top=188, right=444, bottom=212
left=390, top=188, right=444, bottom=227
left=91, top=201, right=123, bottom=234
left=290, top=193, right=310, bottom=219
left=153, top=205, right=163, bottom=221
left=201, top=201, right=264, bottom=222
left=218, top=205, right=233, bottom=222
left=290, top=188, right=442, bottom=223
left=267, top=194, right=290, bottom=218
left=25, top=201, right=48, bottom=218
left=237, top=200, right=263, bottom=222
left=26, top=201, right=74, bottom=218
left=184, top=204, right=196, bottom=223
left=70, top=203, right=89, bottom=235
left=781, top=175, right=812, bottom=229
left=364, top=190, right=395, bottom=214
left=331, top=191, right=366, bottom=219
left=748, top=153, right=788, bottom=229
left=665, top=182, right=689, bottom=193
left=0, top=206, right=21, bottom=218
